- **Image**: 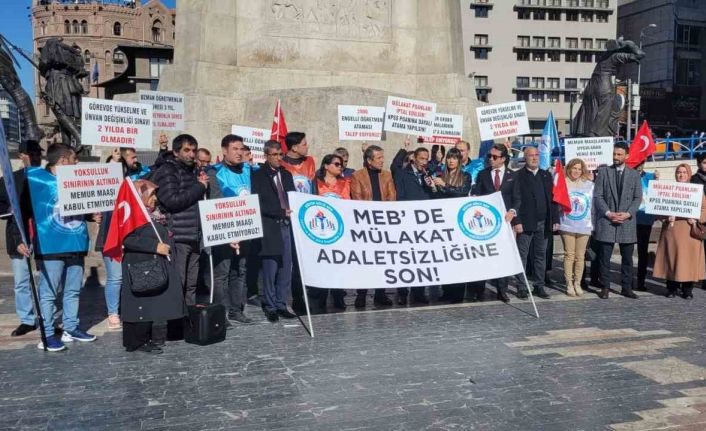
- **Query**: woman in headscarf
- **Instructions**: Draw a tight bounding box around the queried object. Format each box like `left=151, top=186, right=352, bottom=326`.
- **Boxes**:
left=121, top=180, right=186, bottom=353
left=690, top=153, right=706, bottom=290
left=653, top=164, right=706, bottom=299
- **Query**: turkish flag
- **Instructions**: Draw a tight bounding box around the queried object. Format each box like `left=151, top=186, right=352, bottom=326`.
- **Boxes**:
left=103, top=178, right=150, bottom=262
left=270, top=99, right=289, bottom=153
left=626, top=121, right=655, bottom=168
left=552, top=159, right=571, bottom=214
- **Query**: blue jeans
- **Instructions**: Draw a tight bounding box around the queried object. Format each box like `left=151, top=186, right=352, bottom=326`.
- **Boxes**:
left=38, top=257, right=84, bottom=335
left=102, top=256, right=122, bottom=315
left=11, top=257, right=35, bottom=326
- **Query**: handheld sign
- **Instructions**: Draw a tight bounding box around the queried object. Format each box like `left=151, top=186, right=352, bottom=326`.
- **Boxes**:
left=384, top=96, right=437, bottom=137
left=231, top=125, right=268, bottom=164
left=426, top=113, right=463, bottom=145
left=564, top=137, right=613, bottom=170
left=645, top=180, right=703, bottom=219
left=476, top=101, right=529, bottom=141
left=199, top=195, right=263, bottom=247
left=81, top=98, right=153, bottom=149
left=337, top=105, right=385, bottom=141
left=57, top=163, right=123, bottom=216
left=138, top=90, right=185, bottom=131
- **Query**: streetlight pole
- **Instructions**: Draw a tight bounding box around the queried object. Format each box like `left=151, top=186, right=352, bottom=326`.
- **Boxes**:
left=634, top=23, right=657, bottom=138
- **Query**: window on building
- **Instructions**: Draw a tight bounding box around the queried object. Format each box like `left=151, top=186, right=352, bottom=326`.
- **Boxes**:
left=518, top=36, right=530, bottom=47
left=40, top=21, right=46, bottom=36
left=581, top=38, right=593, bottom=49
left=474, top=48, right=489, bottom=59
left=596, top=12, right=608, bottom=23
left=517, top=77, right=530, bottom=88
left=533, top=10, right=546, bottom=20
left=533, top=52, right=545, bottom=61
left=64, top=20, right=71, bottom=34
left=582, top=0, right=594, bottom=6
left=517, top=51, right=530, bottom=61
left=677, top=25, right=700, bottom=46
left=548, top=37, right=560, bottom=48
left=566, top=11, right=578, bottom=21
left=676, top=58, right=701, bottom=85
left=517, top=92, right=530, bottom=102
left=566, top=52, right=578, bottom=62
left=548, top=78, right=560, bottom=88
left=531, top=92, right=544, bottom=102
left=475, top=75, right=488, bottom=88
left=72, top=20, right=79, bottom=34
left=597, top=0, right=609, bottom=7
left=84, top=50, right=91, bottom=64
left=152, top=20, right=162, bottom=43
left=580, top=78, right=590, bottom=88
left=105, top=50, right=111, bottom=64
left=150, top=58, right=169, bottom=78
left=546, top=93, right=559, bottom=103
left=81, top=20, right=88, bottom=34
left=113, top=49, right=125, bottom=64
left=567, top=0, right=579, bottom=5
left=474, top=34, right=488, bottom=45
left=113, top=22, right=122, bottom=36
left=548, top=10, right=561, bottom=20
left=518, top=9, right=531, bottom=20
left=580, top=52, right=593, bottom=62
left=548, top=52, right=561, bottom=62
left=596, top=39, right=607, bottom=50
left=566, top=37, right=578, bottom=49
left=474, top=6, right=489, bottom=18
left=533, top=37, right=546, bottom=48
left=549, top=0, right=561, bottom=5
left=581, top=12, right=593, bottom=22
left=476, top=89, right=489, bottom=103
left=565, top=78, right=577, bottom=89
left=532, top=77, right=545, bottom=88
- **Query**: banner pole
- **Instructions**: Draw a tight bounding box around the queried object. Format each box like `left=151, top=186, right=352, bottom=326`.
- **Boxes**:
left=26, top=258, right=48, bottom=351
left=291, top=224, right=314, bottom=338
left=521, top=271, right=540, bottom=318
left=208, top=248, right=215, bottom=304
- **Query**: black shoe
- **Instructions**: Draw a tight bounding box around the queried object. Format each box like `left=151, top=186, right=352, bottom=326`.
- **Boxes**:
left=374, top=295, right=393, bottom=307
left=599, top=288, right=609, bottom=299
left=396, top=295, right=408, bottom=306
left=277, top=309, right=297, bottom=319
left=410, top=295, right=429, bottom=305
left=354, top=296, right=366, bottom=308
left=533, top=289, right=550, bottom=299
left=265, top=310, right=279, bottom=322
left=516, top=290, right=528, bottom=300
left=332, top=299, right=347, bottom=311
left=666, top=291, right=677, bottom=298
left=622, top=290, right=638, bottom=299
left=136, top=342, right=163, bottom=354
left=682, top=293, right=694, bottom=300
left=497, top=292, right=510, bottom=303
left=11, top=323, right=37, bottom=337
left=590, top=279, right=605, bottom=289
left=634, top=285, right=648, bottom=292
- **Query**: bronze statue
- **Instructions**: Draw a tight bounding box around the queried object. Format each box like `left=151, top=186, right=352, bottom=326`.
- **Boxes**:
left=572, top=37, right=645, bottom=138
left=0, top=35, right=44, bottom=144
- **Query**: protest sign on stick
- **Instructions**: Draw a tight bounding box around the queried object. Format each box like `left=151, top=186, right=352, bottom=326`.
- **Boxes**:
left=81, top=98, right=153, bottom=148
left=199, top=195, right=263, bottom=247
left=337, top=105, right=385, bottom=141
left=645, top=180, right=703, bottom=219
left=384, top=96, right=437, bottom=137
left=564, top=137, right=613, bottom=170
left=57, top=163, right=123, bottom=216
left=476, top=101, right=529, bottom=141
left=138, top=90, right=185, bottom=131
left=426, top=113, right=463, bottom=145
left=231, top=125, right=268, bottom=164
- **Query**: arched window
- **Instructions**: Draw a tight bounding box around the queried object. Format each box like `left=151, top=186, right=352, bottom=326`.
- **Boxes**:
left=64, top=20, right=70, bottom=34
left=113, top=22, right=122, bottom=36
left=84, top=50, right=91, bottom=64
left=72, top=20, right=79, bottom=34
left=40, top=21, right=46, bottom=36
left=81, top=20, right=88, bottom=34
left=151, top=20, right=162, bottom=42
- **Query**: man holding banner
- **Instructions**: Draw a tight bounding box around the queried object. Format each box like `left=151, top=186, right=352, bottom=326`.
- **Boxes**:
left=12, top=144, right=100, bottom=352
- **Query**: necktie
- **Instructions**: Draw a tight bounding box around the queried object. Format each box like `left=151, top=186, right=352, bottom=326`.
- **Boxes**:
left=494, top=169, right=501, bottom=191
left=274, top=173, right=289, bottom=211
left=616, top=169, right=623, bottom=198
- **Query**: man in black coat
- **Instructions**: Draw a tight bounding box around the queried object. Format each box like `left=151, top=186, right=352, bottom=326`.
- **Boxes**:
left=0, top=141, right=42, bottom=337
left=470, top=144, right=519, bottom=303
left=151, top=134, right=208, bottom=306
left=512, top=147, right=559, bottom=299
left=251, top=140, right=298, bottom=323
left=394, top=147, right=433, bottom=305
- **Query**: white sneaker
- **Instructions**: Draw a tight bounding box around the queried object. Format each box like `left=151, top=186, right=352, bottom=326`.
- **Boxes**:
left=61, top=331, right=74, bottom=343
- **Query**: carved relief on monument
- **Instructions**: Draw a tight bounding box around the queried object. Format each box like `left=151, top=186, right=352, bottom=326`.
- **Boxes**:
left=266, top=0, right=391, bottom=42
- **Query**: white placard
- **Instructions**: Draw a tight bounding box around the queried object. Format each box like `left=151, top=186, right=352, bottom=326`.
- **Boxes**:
left=289, top=192, right=523, bottom=289
left=475, top=101, right=530, bottom=141
left=564, top=137, right=614, bottom=171
left=426, top=113, right=463, bottom=145
left=645, top=180, right=703, bottom=219
left=383, top=96, right=437, bottom=137
left=199, top=195, right=264, bottom=247
left=138, top=90, right=185, bottom=131
left=81, top=98, right=153, bottom=149
left=56, top=163, right=123, bottom=216
left=231, top=125, right=268, bottom=164
left=337, top=105, right=385, bottom=141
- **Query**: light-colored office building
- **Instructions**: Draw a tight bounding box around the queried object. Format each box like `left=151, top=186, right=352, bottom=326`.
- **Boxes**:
left=0, top=85, right=21, bottom=147
left=461, top=0, right=617, bottom=135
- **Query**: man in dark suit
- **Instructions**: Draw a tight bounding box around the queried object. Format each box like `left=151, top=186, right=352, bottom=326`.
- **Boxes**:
left=251, top=140, right=298, bottom=322
left=593, top=142, right=642, bottom=299
left=394, top=147, right=434, bottom=305
left=512, top=146, right=559, bottom=299
left=470, top=144, right=519, bottom=303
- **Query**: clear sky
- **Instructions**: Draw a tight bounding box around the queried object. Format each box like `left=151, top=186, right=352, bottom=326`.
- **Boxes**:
left=1, top=0, right=176, bottom=95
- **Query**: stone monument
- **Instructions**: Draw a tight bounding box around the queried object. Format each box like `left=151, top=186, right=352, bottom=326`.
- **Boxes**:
left=158, top=0, right=482, bottom=165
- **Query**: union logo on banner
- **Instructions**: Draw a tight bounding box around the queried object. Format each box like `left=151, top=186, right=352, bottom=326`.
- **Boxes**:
left=457, top=201, right=502, bottom=241
left=298, top=200, right=344, bottom=245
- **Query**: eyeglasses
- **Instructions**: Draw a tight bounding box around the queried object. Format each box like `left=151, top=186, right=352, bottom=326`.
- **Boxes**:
left=266, top=152, right=282, bottom=157
left=332, top=162, right=342, bottom=167
left=487, top=154, right=503, bottom=160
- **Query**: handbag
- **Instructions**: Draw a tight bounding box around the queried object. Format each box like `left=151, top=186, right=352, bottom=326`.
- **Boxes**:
left=690, top=222, right=706, bottom=241
left=126, top=255, right=169, bottom=296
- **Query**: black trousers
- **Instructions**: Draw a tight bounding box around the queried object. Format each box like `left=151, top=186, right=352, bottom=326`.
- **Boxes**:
left=598, top=241, right=635, bottom=292
left=398, top=286, right=426, bottom=299
left=174, top=241, right=201, bottom=306
left=636, top=224, right=653, bottom=289
left=123, top=321, right=152, bottom=351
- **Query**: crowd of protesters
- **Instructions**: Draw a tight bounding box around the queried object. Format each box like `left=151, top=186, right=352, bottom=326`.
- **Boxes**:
left=1, top=132, right=704, bottom=354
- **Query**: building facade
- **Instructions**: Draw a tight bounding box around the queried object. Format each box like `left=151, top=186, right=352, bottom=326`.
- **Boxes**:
left=31, top=0, right=175, bottom=138
left=0, top=85, right=22, bottom=147
left=461, top=0, right=618, bottom=135
left=618, top=0, right=706, bottom=134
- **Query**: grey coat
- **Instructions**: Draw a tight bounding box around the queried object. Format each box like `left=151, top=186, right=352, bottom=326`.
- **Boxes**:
left=593, top=165, right=642, bottom=244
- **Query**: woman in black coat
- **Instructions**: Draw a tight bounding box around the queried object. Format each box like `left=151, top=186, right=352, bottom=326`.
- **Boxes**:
left=121, top=180, right=185, bottom=354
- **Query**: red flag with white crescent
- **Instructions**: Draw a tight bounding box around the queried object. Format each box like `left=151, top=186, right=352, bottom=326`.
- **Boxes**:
left=270, top=99, right=289, bottom=153
left=626, top=121, right=655, bottom=168
left=552, top=159, right=571, bottom=214
left=103, top=178, right=150, bottom=262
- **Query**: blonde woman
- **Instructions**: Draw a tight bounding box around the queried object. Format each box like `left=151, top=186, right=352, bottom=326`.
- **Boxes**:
left=559, top=158, right=594, bottom=296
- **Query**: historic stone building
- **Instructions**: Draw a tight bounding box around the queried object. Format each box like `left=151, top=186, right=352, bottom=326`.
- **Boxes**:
left=31, top=0, right=175, bottom=139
